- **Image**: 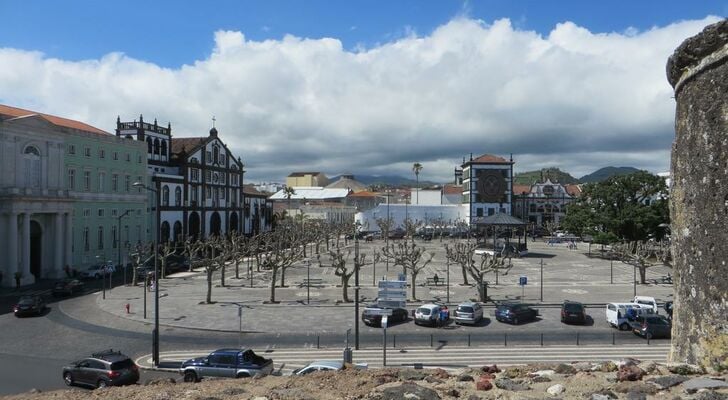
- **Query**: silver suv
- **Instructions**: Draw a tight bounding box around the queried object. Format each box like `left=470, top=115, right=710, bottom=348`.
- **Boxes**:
left=454, top=302, right=483, bottom=325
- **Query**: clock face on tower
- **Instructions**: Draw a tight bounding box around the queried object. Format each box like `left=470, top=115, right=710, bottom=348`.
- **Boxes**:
left=476, top=169, right=506, bottom=203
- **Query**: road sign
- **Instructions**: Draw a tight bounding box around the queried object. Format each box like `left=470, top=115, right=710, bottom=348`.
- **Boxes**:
left=381, top=316, right=388, bottom=328
left=378, top=280, right=406, bottom=289
left=377, top=300, right=406, bottom=309
left=365, top=308, right=393, bottom=316
left=377, top=289, right=407, bottom=299
left=519, top=276, right=527, bottom=286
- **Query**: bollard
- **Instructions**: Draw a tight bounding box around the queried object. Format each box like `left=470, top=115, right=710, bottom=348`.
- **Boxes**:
left=393, top=335, right=396, bottom=349
left=504, top=333, right=507, bottom=347
left=317, top=335, right=320, bottom=349
left=430, top=334, right=433, bottom=347
left=468, top=334, right=471, bottom=347
left=540, top=333, right=543, bottom=346
left=577, top=333, right=580, bottom=346
left=125, top=303, right=130, bottom=314
left=647, top=335, right=650, bottom=345
left=612, top=332, right=615, bottom=345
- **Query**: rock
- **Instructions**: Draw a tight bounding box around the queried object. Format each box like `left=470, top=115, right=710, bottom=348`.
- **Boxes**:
left=478, top=372, right=495, bottom=380
left=546, top=384, right=565, bottom=396
left=502, top=367, right=528, bottom=378
left=445, top=388, right=460, bottom=398
left=618, top=358, right=641, bottom=368
left=28, top=389, right=41, bottom=394
left=493, top=377, right=530, bottom=391
left=466, top=395, right=482, bottom=400
left=692, top=391, right=728, bottom=400
left=251, top=397, right=269, bottom=400
left=432, top=369, right=450, bottom=379
left=625, top=392, right=647, bottom=400
left=457, top=374, right=474, bottom=382
left=599, top=361, right=618, bottom=372
left=475, top=379, right=492, bottom=391
left=589, top=389, right=618, bottom=399
left=683, top=378, right=728, bottom=394
left=424, top=376, right=442, bottom=384
left=530, top=369, right=556, bottom=377
left=481, top=364, right=500, bottom=373
left=646, top=375, right=689, bottom=389
left=399, top=369, right=428, bottom=381
left=636, top=361, right=657, bottom=374
left=380, top=383, right=441, bottom=400
left=605, top=373, right=618, bottom=383
left=667, top=363, right=704, bottom=375
left=617, top=365, right=645, bottom=382
left=531, top=376, right=552, bottom=383
left=613, top=382, right=658, bottom=394
left=554, top=363, right=577, bottom=375
left=573, top=362, right=593, bottom=372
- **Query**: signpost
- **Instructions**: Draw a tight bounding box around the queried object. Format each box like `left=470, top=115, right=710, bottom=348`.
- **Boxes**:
left=377, top=280, right=407, bottom=309
left=519, top=275, right=527, bottom=302
left=381, top=316, right=388, bottom=367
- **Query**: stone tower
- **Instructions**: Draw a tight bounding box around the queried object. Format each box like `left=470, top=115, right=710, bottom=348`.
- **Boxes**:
left=666, top=19, right=728, bottom=370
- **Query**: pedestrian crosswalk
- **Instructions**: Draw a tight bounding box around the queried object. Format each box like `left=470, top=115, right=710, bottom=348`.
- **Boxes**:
left=139, top=344, right=669, bottom=375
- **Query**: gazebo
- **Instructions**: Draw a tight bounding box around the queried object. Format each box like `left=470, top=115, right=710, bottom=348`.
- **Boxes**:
left=473, top=213, right=528, bottom=256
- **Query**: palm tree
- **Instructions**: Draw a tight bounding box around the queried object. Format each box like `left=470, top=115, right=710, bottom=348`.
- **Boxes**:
left=283, top=186, right=296, bottom=219
left=412, top=162, right=423, bottom=205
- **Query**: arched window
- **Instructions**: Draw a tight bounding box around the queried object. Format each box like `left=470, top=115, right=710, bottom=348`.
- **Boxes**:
left=23, top=145, right=41, bottom=188
left=160, top=140, right=167, bottom=158
left=175, top=187, right=182, bottom=206
left=147, top=137, right=153, bottom=154
left=162, top=185, right=170, bottom=206
left=154, top=138, right=160, bottom=155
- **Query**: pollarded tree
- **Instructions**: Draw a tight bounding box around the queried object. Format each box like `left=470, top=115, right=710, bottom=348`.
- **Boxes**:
left=613, top=240, right=670, bottom=284
left=159, top=240, right=176, bottom=279
left=130, top=243, right=152, bottom=286
left=444, top=242, right=473, bottom=285
left=375, top=216, right=394, bottom=243
left=318, top=247, right=369, bottom=302
left=380, top=241, right=434, bottom=301
left=257, top=226, right=305, bottom=303
left=402, top=217, right=422, bottom=242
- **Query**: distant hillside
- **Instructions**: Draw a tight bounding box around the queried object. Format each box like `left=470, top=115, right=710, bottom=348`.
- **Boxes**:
left=514, top=168, right=579, bottom=185
left=579, top=166, right=641, bottom=183
left=330, top=174, right=437, bottom=187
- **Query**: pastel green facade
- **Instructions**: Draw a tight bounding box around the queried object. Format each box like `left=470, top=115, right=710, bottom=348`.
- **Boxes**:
left=64, top=132, right=148, bottom=269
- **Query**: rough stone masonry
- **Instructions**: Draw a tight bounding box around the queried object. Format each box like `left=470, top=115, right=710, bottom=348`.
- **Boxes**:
left=666, top=19, right=728, bottom=370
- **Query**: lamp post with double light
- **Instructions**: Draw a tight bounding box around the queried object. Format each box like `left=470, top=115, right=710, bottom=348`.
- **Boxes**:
left=133, top=181, right=160, bottom=367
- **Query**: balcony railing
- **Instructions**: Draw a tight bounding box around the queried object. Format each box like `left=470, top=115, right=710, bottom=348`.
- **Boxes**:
left=118, top=121, right=170, bottom=135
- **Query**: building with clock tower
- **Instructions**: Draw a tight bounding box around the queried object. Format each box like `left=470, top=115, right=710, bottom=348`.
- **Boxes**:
left=458, top=153, right=514, bottom=226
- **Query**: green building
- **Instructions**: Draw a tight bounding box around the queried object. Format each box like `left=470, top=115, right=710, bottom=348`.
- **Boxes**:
left=65, top=126, right=148, bottom=271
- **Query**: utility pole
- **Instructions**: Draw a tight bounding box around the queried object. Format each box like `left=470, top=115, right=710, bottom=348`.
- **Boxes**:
left=354, top=222, right=360, bottom=350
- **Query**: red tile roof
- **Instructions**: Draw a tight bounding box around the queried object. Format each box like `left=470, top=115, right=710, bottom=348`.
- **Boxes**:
left=443, top=184, right=462, bottom=195
left=470, top=154, right=511, bottom=164
left=512, top=184, right=531, bottom=195
left=0, top=104, right=109, bottom=135
left=171, top=137, right=207, bottom=155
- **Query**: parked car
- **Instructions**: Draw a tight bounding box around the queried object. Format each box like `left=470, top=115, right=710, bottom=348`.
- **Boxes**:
left=494, top=303, right=539, bottom=325
left=292, top=360, right=367, bottom=375
left=13, top=295, right=46, bottom=317
left=631, top=315, right=672, bottom=339
left=387, top=229, right=406, bottom=240
left=164, top=254, right=190, bottom=273
left=62, top=349, right=139, bottom=388
left=53, top=279, right=85, bottom=296
left=361, top=306, right=409, bottom=327
left=414, top=304, right=442, bottom=326
left=631, top=296, right=659, bottom=314
left=560, top=300, right=587, bottom=324
left=606, top=302, right=654, bottom=331
left=78, top=264, right=112, bottom=280
left=454, top=302, right=483, bottom=325
left=180, top=348, right=273, bottom=382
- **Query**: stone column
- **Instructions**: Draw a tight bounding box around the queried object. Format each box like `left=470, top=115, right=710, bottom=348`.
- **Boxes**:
left=6, top=213, right=18, bottom=288
left=20, top=212, right=31, bottom=284
left=666, top=20, right=728, bottom=369
left=54, top=213, right=63, bottom=278
left=64, top=212, right=73, bottom=268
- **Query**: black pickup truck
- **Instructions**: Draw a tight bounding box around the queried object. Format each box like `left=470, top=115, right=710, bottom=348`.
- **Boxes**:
left=180, top=348, right=273, bottom=382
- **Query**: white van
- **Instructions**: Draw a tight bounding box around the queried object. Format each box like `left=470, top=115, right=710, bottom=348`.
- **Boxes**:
left=606, top=303, right=654, bottom=331
left=631, top=296, right=659, bottom=314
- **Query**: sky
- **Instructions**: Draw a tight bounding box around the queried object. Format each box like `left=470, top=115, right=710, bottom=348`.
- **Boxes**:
left=0, top=1, right=725, bottom=183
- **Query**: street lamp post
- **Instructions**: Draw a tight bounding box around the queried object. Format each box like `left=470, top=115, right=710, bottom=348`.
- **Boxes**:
left=134, top=181, right=160, bottom=367
left=306, top=259, right=311, bottom=305
left=95, top=255, right=107, bottom=300
left=117, top=210, right=130, bottom=285
left=354, top=222, right=360, bottom=350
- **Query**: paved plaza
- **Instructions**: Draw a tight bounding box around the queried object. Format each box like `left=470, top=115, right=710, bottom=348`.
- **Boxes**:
left=95, top=238, right=674, bottom=335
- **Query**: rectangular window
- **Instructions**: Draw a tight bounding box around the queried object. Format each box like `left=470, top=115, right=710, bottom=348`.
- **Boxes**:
left=205, top=170, right=211, bottom=182
left=220, top=188, right=225, bottom=199
left=206, top=186, right=211, bottom=199
left=191, top=169, right=199, bottom=181
left=191, top=185, right=198, bottom=204
left=83, top=209, right=91, bottom=217
left=98, top=172, right=105, bottom=192
left=83, top=227, right=90, bottom=251
left=113, top=151, right=118, bottom=160
left=68, top=144, right=76, bottom=155
left=67, top=169, right=76, bottom=189
left=111, top=209, right=117, bottom=217
left=488, top=208, right=495, bottom=216
left=84, top=147, right=91, bottom=157
left=476, top=208, right=483, bottom=217
left=112, top=225, right=117, bottom=249
left=83, top=171, right=91, bottom=191
left=99, top=149, right=105, bottom=159
left=125, top=175, right=130, bottom=192
left=112, top=174, right=118, bottom=191
left=98, top=226, right=104, bottom=250
left=98, top=209, right=104, bottom=217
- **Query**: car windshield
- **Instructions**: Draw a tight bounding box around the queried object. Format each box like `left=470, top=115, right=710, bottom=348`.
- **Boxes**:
left=110, top=359, right=134, bottom=370
left=458, top=306, right=474, bottom=313
left=18, top=297, right=34, bottom=305
left=564, top=303, right=583, bottom=312
left=417, top=308, right=431, bottom=315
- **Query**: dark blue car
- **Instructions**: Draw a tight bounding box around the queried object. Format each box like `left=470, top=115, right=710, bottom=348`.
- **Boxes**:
left=495, top=303, right=539, bottom=325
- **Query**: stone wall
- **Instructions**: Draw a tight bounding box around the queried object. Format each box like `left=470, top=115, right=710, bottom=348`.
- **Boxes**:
left=666, top=19, right=728, bottom=370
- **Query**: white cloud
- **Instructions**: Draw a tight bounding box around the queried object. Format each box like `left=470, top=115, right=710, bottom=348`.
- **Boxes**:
left=0, top=16, right=721, bottom=183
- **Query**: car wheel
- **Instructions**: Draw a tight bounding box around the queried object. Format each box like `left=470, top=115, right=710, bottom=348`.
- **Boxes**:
left=620, top=323, right=630, bottom=331
left=235, top=372, right=250, bottom=378
left=183, top=371, right=198, bottom=383
left=96, top=379, right=108, bottom=389
left=63, top=372, right=73, bottom=386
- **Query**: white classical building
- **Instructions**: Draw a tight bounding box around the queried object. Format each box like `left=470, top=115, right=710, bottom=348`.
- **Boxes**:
left=0, top=106, right=74, bottom=285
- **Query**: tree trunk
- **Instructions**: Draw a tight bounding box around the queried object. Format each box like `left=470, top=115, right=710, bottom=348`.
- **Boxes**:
left=461, top=265, right=470, bottom=285
left=342, top=275, right=351, bottom=302
left=280, top=267, right=286, bottom=287
left=410, top=271, right=418, bottom=300
left=161, top=260, right=166, bottom=279
left=206, top=269, right=213, bottom=304
left=269, top=268, right=278, bottom=303
left=220, top=261, right=226, bottom=287
left=638, top=265, right=647, bottom=284
left=132, top=268, right=138, bottom=286
left=235, top=259, right=240, bottom=279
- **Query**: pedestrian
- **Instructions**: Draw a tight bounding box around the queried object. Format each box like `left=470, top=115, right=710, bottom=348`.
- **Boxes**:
left=439, top=307, right=448, bottom=327
left=433, top=273, right=440, bottom=286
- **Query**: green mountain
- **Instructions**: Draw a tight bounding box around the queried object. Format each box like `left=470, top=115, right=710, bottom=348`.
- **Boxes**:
left=579, top=166, right=641, bottom=183
left=514, top=168, right=579, bottom=185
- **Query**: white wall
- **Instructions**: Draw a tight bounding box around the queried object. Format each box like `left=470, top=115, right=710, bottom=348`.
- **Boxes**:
left=356, top=204, right=468, bottom=231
